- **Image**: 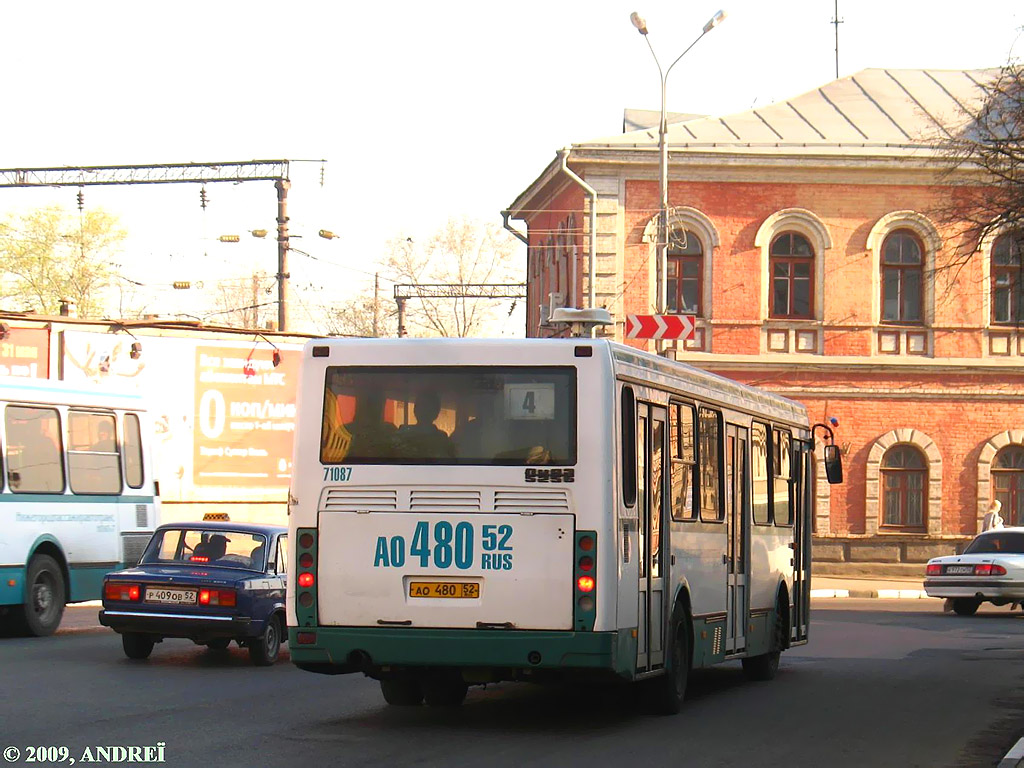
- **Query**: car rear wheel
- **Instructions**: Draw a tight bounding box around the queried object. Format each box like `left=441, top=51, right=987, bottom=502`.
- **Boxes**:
left=206, top=638, right=231, bottom=651
left=952, top=598, right=981, bottom=616
left=15, top=555, right=66, bottom=637
left=249, top=615, right=282, bottom=666
left=122, top=633, right=155, bottom=660
left=380, top=676, right=424, bottom=706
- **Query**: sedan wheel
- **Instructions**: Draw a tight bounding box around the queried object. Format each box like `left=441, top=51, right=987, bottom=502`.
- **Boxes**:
left=952, top=598, right=981, bottom=616
left=122, top=633, right=155, bottom=660
left=249, top=616, right=281, bottom=666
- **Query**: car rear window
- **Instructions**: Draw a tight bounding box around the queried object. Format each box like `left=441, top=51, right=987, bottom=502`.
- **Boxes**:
left=964, top=531, right=1024, bottom=554
left=142, top=529, right=268, bottom=570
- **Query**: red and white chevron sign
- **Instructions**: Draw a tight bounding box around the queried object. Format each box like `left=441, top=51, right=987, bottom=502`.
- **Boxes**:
left=625, top=314, right=695, bottom=340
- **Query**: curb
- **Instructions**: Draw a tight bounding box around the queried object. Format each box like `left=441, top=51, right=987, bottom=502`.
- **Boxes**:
left=999, top=736, right=1024, bottom=767
left=810, top=589, right=932, bottom=599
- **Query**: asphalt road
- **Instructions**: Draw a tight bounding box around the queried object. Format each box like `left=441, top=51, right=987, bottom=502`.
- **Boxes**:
left=1, top=599, right=1023, bottom=768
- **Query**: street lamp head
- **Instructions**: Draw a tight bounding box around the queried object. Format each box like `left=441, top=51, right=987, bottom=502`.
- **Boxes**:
left=629, top=11, right=648, bottom=35
left=702, top=9, right=727, bottom=34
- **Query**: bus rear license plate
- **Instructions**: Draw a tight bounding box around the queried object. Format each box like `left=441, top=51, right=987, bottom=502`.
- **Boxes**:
left=409, top=582, right=480, bottom=599
left=144, top=588, right=198, bottom=605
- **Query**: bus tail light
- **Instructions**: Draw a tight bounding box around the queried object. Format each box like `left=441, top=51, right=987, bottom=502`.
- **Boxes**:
left=574, top=531, right=597, bottom=631
left=295, top=527, right=318, bottom=631
left=104, top=583, right=141, bottom=602
left=199, top=589, right=237, bottom=606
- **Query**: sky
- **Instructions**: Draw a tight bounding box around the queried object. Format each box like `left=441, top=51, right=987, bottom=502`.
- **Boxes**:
left=0, top=0, right=1021, bottom=334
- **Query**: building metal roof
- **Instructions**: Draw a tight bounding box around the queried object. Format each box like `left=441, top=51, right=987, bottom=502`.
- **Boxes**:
left=581, top=68, right=998, bottom=158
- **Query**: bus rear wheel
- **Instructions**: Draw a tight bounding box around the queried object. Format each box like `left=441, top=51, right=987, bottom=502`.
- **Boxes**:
left=423, top=673, right=468, bottom=707
left=742, top=603, right=785, bottom=682
left=650, top=604, right=690, bottom=715
left=380, top=675, right=424, bottom=706
left=16, top=554, right=66, bottom=637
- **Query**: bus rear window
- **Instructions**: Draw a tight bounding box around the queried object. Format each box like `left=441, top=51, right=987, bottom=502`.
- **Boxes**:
left=320, top=366, right=576, bottom=466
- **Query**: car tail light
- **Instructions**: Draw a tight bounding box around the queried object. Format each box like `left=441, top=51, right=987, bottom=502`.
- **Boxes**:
left=298, top=572, right=315, bottom=588
left=104, top=582, right=141, bottom=601
left=975, top=564, right=1007, bottom=576
left=199, top=588, right=237, bottom=606
left=926, top=564, right=942, bottom=576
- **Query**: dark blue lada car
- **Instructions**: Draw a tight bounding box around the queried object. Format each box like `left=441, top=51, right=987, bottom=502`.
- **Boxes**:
left=99, top=521, right=288, bottom=665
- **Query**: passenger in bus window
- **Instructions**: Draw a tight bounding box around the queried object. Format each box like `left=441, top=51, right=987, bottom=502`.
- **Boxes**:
left=93, top=421, right=116, bottom=453
left=396, top=390, right=456, bottom=459
left=344, top=390, right=397, bottom=459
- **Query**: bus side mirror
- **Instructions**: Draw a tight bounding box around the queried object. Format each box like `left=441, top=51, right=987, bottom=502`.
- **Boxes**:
left=824, top=444, right=843, bottom=485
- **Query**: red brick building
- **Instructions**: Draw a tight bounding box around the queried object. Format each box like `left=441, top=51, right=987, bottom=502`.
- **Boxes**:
left=505, top=68, right=1024, bottom=573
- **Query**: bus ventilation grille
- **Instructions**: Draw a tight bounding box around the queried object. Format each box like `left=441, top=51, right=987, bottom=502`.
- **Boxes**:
left=135, top=504, right=148, bottom=528
left=410, top=490, right=482, bottom=510
left=712, top=626, right=723, bottom=656
left=121, top=533, right=152, bottom=567
left=493, top=490, right=569, bottom=512
left=322, top=488, right=398, bottom=511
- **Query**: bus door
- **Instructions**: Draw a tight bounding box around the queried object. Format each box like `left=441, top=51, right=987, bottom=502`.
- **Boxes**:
left=792, top=440, right=813, bottom=642
left=636, top=403, right=668, bottom=672
left=725, top=424, right=750, bottom=654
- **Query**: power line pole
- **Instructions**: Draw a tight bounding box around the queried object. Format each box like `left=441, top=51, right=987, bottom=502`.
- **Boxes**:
left=373, top=273, right=380, bottom=338
left=831, top=0, right=844, bottom=79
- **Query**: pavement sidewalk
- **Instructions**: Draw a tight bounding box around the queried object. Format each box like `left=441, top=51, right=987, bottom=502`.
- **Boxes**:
left=810, top=575, right=933, bottom=599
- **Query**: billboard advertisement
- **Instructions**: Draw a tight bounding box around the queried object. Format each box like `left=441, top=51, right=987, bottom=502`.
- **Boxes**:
left=0, top=327, right=49, bottom=378
left=61, top=331, right=303, bottom=504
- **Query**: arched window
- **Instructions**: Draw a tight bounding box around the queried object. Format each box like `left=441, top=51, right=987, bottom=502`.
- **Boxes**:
left=993, top=446, right=1024, bottom=526
left=991, top=233, right=1024, bottom=325
left=881, top=230, right=924, bottom=324
left=881, top=445, right=927, bottom=529
left=769, top=232, right=814, bottom=319
left=667, top=229, right=702, bottom=315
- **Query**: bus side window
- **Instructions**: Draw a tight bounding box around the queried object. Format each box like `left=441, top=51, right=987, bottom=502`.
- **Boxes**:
left=752, top=422, right=771, bottom=525
left=124, top=413, right=144, bottom=489
left=621, top=386, right=636, bottom=507
left=698, top=406, right=723, bottom=522
left=68, top=411, right=122, bottom=495
left=5, top=405, right=65, bottom=494
left=772, top=427, right=793, bottom=526
left=670, top=403, right=697, bottom=521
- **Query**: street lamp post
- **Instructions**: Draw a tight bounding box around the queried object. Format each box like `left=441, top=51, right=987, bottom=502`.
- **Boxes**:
left=630, top=9, right=727, bottom=340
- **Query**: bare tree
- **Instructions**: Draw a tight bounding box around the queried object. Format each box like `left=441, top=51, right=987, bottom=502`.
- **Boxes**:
left=208, top=272, right=276, bottom=328
left=935, top=60, right=1024, bottom=266
left=382, top=218, right=521, bottom=337
left=323, top=293, right=398, bottom=338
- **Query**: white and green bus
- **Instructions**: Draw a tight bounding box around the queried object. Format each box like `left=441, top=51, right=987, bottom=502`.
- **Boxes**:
left=0, top=378, right=159, bottom=636
left=287, top=336, right=841, bottom=711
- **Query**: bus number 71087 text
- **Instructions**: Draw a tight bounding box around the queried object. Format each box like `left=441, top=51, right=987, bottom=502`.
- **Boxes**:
left=323, top=466, right=353, bottom=482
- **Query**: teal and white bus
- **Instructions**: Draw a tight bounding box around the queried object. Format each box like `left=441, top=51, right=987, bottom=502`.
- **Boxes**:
left=287, top=337, right=841, bottom=711
left=0, top=378, right=159, bottom=636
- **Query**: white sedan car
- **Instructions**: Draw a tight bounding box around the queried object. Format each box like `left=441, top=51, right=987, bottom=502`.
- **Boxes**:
left=924, top=527, right=1024, bottom=615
